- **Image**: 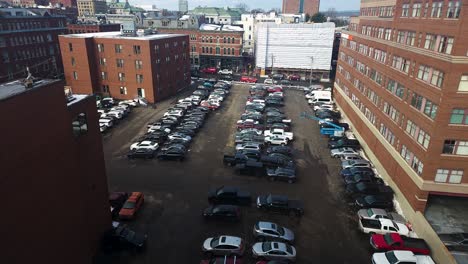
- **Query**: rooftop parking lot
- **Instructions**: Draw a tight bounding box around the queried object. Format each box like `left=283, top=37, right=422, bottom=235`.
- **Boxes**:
left=97, top=83, right=372, bottom=264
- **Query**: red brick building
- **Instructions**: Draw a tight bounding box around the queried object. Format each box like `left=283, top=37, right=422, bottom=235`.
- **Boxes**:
left=282, top=0, right=320, bottom=15
left=0, top=79, right=111, bottom=264
left=334, top=0, right=468, bottom=212
left=59, top=31, right=190, bottom=103
left=158, top=28, right=245, bottom=71
left=67, top=23, right=121, bottom=34
left=0, top=8, right=67, bottom=82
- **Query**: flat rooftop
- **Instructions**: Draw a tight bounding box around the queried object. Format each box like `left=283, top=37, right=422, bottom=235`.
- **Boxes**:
left=61, top=31, right=187, bottom=40
left=0, top=79, right=59, bottom=102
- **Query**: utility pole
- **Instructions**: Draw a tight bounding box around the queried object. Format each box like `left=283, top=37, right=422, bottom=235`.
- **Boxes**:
left=309, top=56, right=314, bottom=86
left=271, top=54, right=275, bottom=75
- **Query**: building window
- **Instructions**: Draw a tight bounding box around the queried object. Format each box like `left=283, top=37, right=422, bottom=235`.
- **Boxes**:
left=446, top=1, right=461, bottom=18
left=431, top=1, right=443, bottom=18
left=443, top=140, right=468, bottom=155
left=102, top=85, right=109, bottom=93
left=71, top=57, right=75, bottom=66
left=412, top=3, right=421, bottom=17
left=136, top=74, right=143, bottom=83
left=68, top=43, right=73, bottom=52
left=228, top=38, right=231, bottom=43
left=116, top=59, right=124, bottom=68
left=115, top=44, right=123, bottom=53
left=424, top=34, right=436, bottom=50
left=458, top=75, right=468, bottom=92
left=133, top=45, right=141, bottom=54
left=216, top=47, right=220, bottom=55
left=72, top=113, right=88, bottom=137
left=97, top=43, right=104, bottom=52
left=135, top=60, right=142, bottom=70
left=417, top=129, right=431, bottom=149
left=435, top=169, right=463, bottom=183
left=73, top=71, right=78, bottom=80
left=438, top=36, right=454, bottom=54
left=423, top=100, right=438, bottom=119
left=99, top=58, right=106, bottom=66
left=210, top=47, right=213, bottom=54
left=101, top=71, right=107, bottom=80
left=118, top=72, right=125, bottom=82
left=120, top=86, right=127, bottom=95
left=402, top=4, right=410, bottom=16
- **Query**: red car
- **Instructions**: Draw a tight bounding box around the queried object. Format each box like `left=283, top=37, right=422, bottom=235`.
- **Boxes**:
left=119, top=192, right=144, bottom=220
left=237, top=120, right=263, bottom=130
left=201, top=67, right=217, bottom=74
left=200, top=100, right=219, bottom=110
left=288, top=74, right=301, bottom=81
left=370, top=233, right=431, bottom=255
left=240, top=76, right=258, bottom=83
left=267, top=86, right=283, bottom=93
left=201, top=256, right=242, bottom=264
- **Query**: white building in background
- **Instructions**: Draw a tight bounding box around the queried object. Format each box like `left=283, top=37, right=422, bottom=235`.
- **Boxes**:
left=235, top=12, right=305, bottom=56
left=178, top=0, right=188, bottom=13
left=255, top=22, right=335, bottom=80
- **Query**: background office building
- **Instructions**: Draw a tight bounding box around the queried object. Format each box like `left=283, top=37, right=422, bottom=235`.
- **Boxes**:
left=59, top=31, right=190, bottom=103
left=282, top=0, right=320, bottom=15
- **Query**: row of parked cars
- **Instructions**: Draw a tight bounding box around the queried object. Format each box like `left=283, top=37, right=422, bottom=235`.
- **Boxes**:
left=199, top=84, right=304, bottom=263
left=126, top=79, right=232, bottom=160
left=98, top=98, right=140, bottom=133
left=310, top=89, right=437, bottom=264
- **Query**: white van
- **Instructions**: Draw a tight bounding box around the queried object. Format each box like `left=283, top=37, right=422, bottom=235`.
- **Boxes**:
left=306, top=90, right=332, bottom=100
left=310, top=96, right=332, bottom=104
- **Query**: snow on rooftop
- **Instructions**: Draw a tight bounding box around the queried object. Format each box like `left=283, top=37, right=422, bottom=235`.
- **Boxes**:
left=199, top=24, right=244, bottom=32
left=62, top=31, right=186, bottom=40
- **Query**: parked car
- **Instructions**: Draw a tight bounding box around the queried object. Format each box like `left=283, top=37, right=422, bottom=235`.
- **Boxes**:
left=102, top=224, right=147, bottom=252
left=328, top=138, right=360, bottom=149
left=272, top=74, right=284, bottom=81
left=127, top=148, right=156, bottom=159
left=265, top=146, right=292, bottom=156
left=264, top=129, right=293, bottom=141
left=253, top=221, right=294, bottom=243
left=357, top=208, right=406, bottom=224
left=288, top=74, right=301, bottom=81
left=344, top=174, right=383, bottom=185
left=157, top=147, right=186, bottom=161
left=109, top=192, right=128, bottom=218
left=241, top=76, right=258, bottom=83
left=266, top=166, right=296, bottom=183
left=340, top=167, right=376, bottom=178
left=208, top=186, right=252, bottom=205
left=345, top=182, right=393, bottom=197
left=201, top=67, right=218, bottom=74
left=252, top=242, right=296, bottom=262
left=341, top=159, right=372, bottom=169
left=370, top=233, right=430, bottom=255
left=330, top=147, right=359, bottom=158
left=218, top=69, right=233, bottom=75
left=438, top=233, right=468, bottom=252
left=371, top=250, right=435, bottom=264
left=355, top=195, right=394, bottom=209
left=203, top=205, right=241, bottom=221
left=200, top=256, right=242, bottom=264
left=130, top=140, right=159, bottom=151
left=202, top=236, right=245, bottom=256
left=256, top=194, right=304, bottom=217
left=264, top=135, right=289, bottom=146
left=359, top=218, right=410, bottom=236
left=340, top=154, right=363, bottom=161
left=119, top=192, right=144, bottom=220
left=264, top=79, right=274, bottom=84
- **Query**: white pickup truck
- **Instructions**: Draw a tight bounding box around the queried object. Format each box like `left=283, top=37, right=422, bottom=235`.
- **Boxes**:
left=372, top=250, right=435, bottom=264
left=358, top=218, right=409, bottom=236
left=264, top=129, right=293, bottom=141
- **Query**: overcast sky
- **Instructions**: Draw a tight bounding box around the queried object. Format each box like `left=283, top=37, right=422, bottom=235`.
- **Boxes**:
left=133, top=0, right=360, bottom=12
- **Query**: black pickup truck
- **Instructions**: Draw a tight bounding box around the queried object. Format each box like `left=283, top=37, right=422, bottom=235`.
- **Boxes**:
left=346, top=182, right=394, bottom=198
left=328, top=138, right=360, bottom=149
left=208, top=186, right=252, bottom=205
left=223, top=152, right=259, bottom=166
left=256, top=194, right=304, bottom=217
left=234, top=159, right=264, bottom=176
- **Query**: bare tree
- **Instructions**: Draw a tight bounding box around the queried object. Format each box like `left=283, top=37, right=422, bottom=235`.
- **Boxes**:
left=235, top=3, right=249, bottom=12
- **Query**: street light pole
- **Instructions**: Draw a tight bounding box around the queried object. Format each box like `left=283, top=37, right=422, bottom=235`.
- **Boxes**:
left=309, top=56, right=314, bottom=86
left=271, top=54, right=275, bottom=75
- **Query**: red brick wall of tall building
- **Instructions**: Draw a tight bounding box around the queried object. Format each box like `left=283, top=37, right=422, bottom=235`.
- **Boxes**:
left=282, top=0, right=320, bottom=15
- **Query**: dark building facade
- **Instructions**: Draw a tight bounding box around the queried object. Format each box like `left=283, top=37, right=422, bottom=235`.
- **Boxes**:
left=67, top=22, right=121, bottom=34
left=0, top=79, right=111, bottom=264
left=0, top=8, right=67, bottom=82
left=60, top=31, right=190, bottom=103
left=334, top=0, right=468, bottom=212
left=282, top=0, right=320, bottom=15
left=158, top=28, right=245, bottom=71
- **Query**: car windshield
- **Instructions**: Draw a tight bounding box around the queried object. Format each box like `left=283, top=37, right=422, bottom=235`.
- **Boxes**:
left=384, top=251, right=399, bottom=264
left=262, top=242, right=272, bottom=251
left=365, top=196, right=376, bottom=203
left=210, top=237, right=221, bottom=247
left=123, top=201, right=136, bottom=209
left=383, top=234, right=394, bottom=245
left=366, top=208, right=374, bottom=217
left=392, top=221, right=399, bottom=231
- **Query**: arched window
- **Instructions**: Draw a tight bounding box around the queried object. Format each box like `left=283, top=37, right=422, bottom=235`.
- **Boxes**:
left=210, top=47, right=213, bottom=53
left=216, top=47, right=220, bottom=54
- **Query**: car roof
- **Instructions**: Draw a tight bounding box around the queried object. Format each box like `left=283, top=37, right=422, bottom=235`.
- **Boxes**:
left=269, top=242, right=288, bottom=251
left=218, top=236, right=242, bottom=246
left=258, top=221, right=278, bottom=230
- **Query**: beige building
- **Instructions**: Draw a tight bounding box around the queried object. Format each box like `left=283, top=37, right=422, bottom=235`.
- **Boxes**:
left=77, top=0, right=107, bottom=16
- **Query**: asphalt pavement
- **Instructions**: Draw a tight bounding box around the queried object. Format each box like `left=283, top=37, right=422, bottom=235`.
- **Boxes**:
left=97, top=82, right=372, bottom=264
